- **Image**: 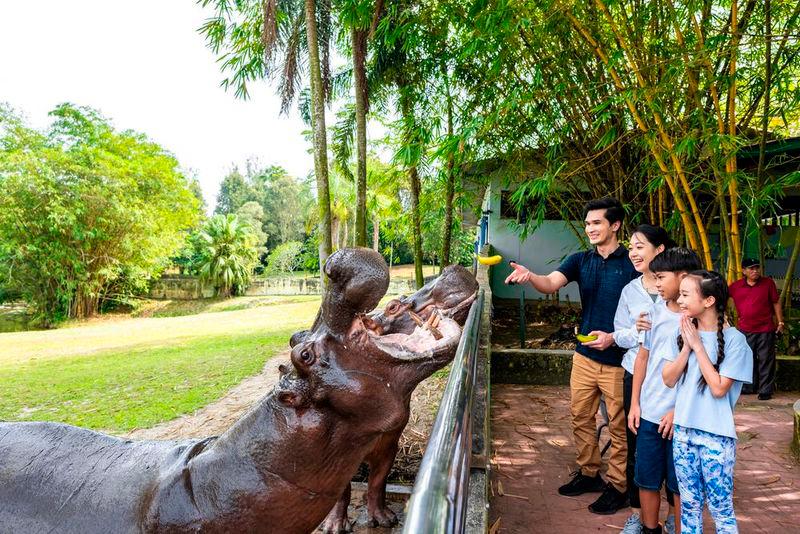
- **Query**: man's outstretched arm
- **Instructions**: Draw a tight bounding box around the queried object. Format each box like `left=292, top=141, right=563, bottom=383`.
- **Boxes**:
left=504, top=262, right=568, bottom=295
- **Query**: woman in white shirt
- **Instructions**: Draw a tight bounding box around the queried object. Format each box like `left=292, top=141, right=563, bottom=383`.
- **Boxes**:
left=613, top=224, right=675, bottom=534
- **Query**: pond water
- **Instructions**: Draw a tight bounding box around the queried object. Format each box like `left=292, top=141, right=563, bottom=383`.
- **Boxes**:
left=0, top=304, right=36, bottom=333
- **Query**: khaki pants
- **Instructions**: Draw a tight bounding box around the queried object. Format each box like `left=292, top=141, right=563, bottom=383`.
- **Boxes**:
left=570, top=352, right=627, bottom=492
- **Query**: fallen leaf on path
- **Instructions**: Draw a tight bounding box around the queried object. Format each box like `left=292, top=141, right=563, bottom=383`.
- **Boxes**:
left=489, top=517, right=501, bottom=534
left=502, top=492, right=530, bottom=501
left=498, top=480, right=505, bottom=495
left=515, top=428, right=537, bottom=441
left=547, top=438, right=569, bottom=447
left=756, top=474, right=781, bottom=485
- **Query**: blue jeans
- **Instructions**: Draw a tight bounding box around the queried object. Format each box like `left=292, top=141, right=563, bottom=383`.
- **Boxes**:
left=673, top=425, right=738, bottom=533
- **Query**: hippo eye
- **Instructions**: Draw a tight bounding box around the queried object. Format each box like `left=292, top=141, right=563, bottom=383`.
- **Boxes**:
left=300, top=349, right=314, bottom=364
left=386, top=300, right=401, bottom=314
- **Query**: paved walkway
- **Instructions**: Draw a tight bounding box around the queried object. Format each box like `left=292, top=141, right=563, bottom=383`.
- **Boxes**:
left=489, top=385, right=800, bottom=533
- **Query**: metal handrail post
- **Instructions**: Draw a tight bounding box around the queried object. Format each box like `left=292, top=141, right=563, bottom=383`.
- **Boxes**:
left=402, top=289, right=485, bottom=534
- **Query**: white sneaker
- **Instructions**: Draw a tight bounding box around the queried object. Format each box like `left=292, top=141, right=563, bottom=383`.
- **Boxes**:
left=622, top=512, right=643, bottom=534
left=663, top=514, right=676, bottom=534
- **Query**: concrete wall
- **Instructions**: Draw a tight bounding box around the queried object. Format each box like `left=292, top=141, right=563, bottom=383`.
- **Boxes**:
left=149, top=275, right=426, bottom=300
left=148, top=276, right=213, bottom=300
left=483, top=176, right=583, bottom=302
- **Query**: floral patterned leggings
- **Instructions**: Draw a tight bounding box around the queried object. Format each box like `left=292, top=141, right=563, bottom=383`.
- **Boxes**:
left=672, top=425, right=738, bottom=533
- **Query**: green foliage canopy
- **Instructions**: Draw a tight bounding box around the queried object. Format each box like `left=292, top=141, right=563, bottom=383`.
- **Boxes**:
left=265, top=241, right=304, bottom=274
left=0, top=103, right=201, bottom=325
left=215, top=163, right=312, bottom=252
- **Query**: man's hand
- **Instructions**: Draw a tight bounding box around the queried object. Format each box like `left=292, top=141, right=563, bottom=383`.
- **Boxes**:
left=658, top=410, right=675, bottom=440
left=504, top=262, right=531, bottom=285
left=777, top=321, right=785, bottom=335
left=582, top=330, right=615, bottom=350
left=635, top=311, right=652, bottom=334
left=628, top=403, right=641, bottom=435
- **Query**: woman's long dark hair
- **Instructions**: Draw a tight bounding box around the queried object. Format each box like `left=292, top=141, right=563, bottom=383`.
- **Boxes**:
left=676, top=270, right=729, bottom=391
left=633, top=224, right=677, bottom=250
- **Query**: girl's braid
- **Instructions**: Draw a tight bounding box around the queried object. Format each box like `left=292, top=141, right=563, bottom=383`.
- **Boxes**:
left=697, top=272, right=728, bottom=391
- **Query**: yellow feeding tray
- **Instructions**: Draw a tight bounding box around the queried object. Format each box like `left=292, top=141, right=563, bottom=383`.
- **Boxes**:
left=576, top=334, right=598, bottom=343
left=477, top=254, right=503, bottom=266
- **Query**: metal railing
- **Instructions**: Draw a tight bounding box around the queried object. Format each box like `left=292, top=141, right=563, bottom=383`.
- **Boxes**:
left=403, top=289, right=485, bottom=534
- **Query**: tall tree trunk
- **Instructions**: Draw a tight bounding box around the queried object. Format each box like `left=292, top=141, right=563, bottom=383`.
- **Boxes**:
left=332, top=218, right=340, bottom=251
left=409, top=166, right=424, bottom=289
left=305, top=0, right=332, bottom=280
left=441, top=63, right=456, bottom=272
left=399, top=90, right=424, bottom=288
left=372, top=214, right=380, bottom=251
left=726, top=0, right=742, bottom=279
left=755, top=0, right=772, bottom=268
left=352, top=27, right=368, bottom=247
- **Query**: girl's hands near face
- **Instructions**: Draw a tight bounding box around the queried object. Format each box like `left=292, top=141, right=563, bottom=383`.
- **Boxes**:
left=680, top=314, right=702, bottom=352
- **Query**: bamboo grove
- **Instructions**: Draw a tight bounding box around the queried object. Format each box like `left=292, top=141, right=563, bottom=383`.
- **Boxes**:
left=198, top=0, right=800, bottom=297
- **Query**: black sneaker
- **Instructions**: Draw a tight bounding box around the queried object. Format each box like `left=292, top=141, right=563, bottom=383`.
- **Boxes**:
left=557, top=470, right=605, bottom=496
left=758, top=393, right=772, bottom=400
left=588, top=483, right=629, bottom=515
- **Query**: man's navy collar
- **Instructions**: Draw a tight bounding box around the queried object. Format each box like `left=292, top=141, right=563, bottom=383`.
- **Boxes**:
left=589, top=244, right=627, bottom=258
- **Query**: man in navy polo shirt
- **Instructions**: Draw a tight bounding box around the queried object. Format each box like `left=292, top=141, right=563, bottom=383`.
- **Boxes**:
left=506, top=197, right=638, bottom=515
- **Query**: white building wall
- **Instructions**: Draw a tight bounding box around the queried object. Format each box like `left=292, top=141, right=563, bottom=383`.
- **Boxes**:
left=485, top=178, right=583, bottom=302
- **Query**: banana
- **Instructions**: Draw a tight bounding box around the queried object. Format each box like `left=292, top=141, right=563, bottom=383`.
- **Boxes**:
left=477, top=254, right=503, bottom=266
left=576, top=334, right=598, bottom=343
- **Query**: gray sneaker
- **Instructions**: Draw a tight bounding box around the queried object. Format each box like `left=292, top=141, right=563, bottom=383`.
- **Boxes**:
left=622, top=512, right=643, bottom=534
left=663, top=514, right=676, bottom=534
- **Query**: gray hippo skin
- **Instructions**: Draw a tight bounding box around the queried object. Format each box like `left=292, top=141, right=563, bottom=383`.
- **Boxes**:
left=316, top=260, right=479, bottom=532
left=0, top=247, right=477, bottom=534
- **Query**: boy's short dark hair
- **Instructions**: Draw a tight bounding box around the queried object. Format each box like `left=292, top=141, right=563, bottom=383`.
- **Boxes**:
left=583, top=197, right=625, bottom=227
left=650, top=247, right=702, bottom=273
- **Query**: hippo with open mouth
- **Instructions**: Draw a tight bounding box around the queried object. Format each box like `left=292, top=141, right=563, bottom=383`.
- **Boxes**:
left=313, top=251, right=479, bottom=532
left=0, top=247, right=477, bottom=534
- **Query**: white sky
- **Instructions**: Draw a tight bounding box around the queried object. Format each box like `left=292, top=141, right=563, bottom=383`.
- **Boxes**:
left=0, top=0, right=321, bottom=212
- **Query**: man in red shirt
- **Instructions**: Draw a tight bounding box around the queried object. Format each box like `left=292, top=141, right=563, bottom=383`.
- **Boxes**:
left=728, top=258, right=785, bottom=400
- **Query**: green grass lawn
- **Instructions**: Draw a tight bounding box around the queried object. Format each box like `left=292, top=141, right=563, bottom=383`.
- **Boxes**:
left=0, top=297, right=322, bottom=432
left=0, top=291, right=413, bottom=433
left=0, top=329, right=295, bottom=432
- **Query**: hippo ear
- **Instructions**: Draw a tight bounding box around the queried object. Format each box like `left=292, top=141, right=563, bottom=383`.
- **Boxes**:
left=290, top=330, right=309, bottom=348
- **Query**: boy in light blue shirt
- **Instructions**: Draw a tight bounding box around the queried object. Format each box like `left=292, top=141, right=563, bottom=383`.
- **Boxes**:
left=629, top=248, right=701, bottom=534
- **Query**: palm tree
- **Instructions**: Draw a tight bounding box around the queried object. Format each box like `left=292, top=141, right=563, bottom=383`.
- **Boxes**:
left=198, top=0, right=333, bottom=279
left=199, top=214, right=259, bottom=298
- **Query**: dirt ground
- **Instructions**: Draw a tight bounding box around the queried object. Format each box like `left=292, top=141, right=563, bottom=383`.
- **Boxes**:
left=124, top=350, right=447, bottom=483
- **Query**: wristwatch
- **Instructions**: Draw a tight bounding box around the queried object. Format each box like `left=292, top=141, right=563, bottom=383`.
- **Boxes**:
left=778, top=321, right=785, bottom=326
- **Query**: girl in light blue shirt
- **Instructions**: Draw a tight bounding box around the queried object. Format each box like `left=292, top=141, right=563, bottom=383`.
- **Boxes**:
left=662, top=271, right=753, bottom=534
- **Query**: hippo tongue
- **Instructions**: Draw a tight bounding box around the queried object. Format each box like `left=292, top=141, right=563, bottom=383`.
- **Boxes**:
left=370, top=318, right=461, bottom=358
